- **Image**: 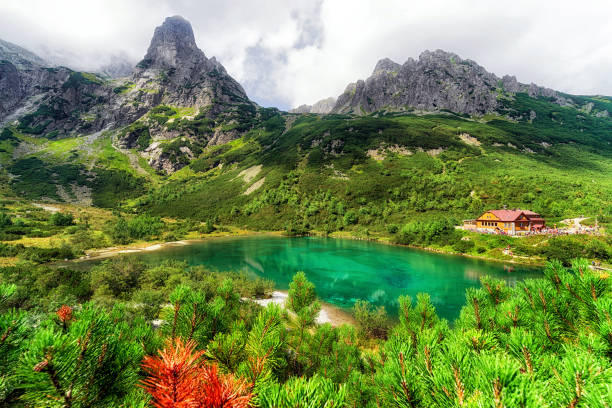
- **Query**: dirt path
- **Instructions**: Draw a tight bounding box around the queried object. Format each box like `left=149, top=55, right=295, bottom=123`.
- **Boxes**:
left=561, top=217, right=588, bottom=228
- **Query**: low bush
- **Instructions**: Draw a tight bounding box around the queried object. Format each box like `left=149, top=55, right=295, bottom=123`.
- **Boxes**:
left=353, top=299, right=389, bottom=339
left=50, top=212, right=74, bottom=226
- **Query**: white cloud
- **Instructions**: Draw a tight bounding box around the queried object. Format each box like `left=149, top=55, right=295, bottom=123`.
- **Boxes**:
left=1, top=0, right=611, bottom=110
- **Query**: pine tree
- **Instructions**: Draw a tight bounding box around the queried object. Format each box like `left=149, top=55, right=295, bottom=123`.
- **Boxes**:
left=0, top=284, right=31, bottom=403
left=254, top=374, right=347, bottom=408
left=16, top=303, right=154, bottom=407
left=285, top=272, right=321, bottom=375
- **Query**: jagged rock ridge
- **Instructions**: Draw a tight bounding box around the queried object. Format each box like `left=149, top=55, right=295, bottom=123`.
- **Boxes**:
left=290, top=97, right=336, bottom=114
left=332, top=50, right=569, bottom=115
left=0, top=39, right=47, bottom=69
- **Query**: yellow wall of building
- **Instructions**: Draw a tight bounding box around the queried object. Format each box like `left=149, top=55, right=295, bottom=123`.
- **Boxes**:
left=476, top=212, right=531, bottom=233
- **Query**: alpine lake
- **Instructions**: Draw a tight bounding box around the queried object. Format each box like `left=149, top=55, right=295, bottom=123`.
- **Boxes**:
left=78, top=235, right=543, bottom=321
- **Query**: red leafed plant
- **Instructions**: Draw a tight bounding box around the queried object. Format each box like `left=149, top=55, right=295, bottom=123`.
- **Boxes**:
left=141, top=338, right=252, bottom=408
left=56, top=305, right=73, bottom=323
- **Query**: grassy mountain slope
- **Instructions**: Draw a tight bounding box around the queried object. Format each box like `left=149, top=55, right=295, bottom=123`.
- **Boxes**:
left=2, top=93, right=611, bottom=238
left=134, top=95, right=611, bottom=232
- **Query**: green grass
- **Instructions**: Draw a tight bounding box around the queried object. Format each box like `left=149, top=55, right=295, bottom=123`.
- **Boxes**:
left=61, top=71, right=104, bottom=89
left=41, top=136, right=84, bottom=160
left=113, top=82, right=135, bottom=94
left=93, top=136, right=137, bottom=173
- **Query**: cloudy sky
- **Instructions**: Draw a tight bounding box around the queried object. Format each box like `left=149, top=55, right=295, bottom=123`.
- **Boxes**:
left=1, top=0, right=611, bottom=111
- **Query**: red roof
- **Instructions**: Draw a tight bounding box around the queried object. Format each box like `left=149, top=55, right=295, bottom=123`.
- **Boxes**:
left=478, top=209, right=544, bottom=222
left=487, top=210, right=524, bottom=221
left=517, top=210, right=539, bottom=216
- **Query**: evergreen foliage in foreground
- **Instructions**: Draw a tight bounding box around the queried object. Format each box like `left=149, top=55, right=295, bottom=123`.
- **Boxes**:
left=0, top=258, right=610, bottom=407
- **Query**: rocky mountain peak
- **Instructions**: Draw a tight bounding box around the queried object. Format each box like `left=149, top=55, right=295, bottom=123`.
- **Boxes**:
left=130, top=15, right=250, bottom=109
left=417, top=49, right=459, bottom=63
left=289, top=97, right=336, bottom=114
left=0, top=39, right=47, bottom=69
left=331, top=49, right=568, bottom=115
left=137, top=15, right=204, bottom=70
left=372, top=58, right=401, bottom=75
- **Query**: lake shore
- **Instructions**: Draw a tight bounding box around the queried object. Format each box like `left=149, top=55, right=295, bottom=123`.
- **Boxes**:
left=318, top=230, right=548, bottom=267
left=251, top=290, right=355, bottom=327
left=81, top=230, right=279, bottom=261
left=79, top=229, right=546, bottom=266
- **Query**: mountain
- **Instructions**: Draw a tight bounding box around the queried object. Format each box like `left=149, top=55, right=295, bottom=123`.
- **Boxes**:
left=331, top=50, right=572, bottom=115
left=0, top=39, right=61, bottom=124
left=0, top=17, right=611, bottom=233
left=132, top=15, right=250, bottom=108
left=115, top=15, right=260, bottom=171
left=0, top=39, right=47, bottom=68
left=290, top=97, right=336, bottom=114
left=0, top=15, right=264, bottom=172
left=96, top=54, right=134, bottom=78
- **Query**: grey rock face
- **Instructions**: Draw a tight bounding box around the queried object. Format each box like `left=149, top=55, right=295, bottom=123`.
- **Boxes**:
left=0, top=61, right=22, bottom=118
left=138, top=16, right=200, bottom=70
left=0, top=39, right=47, bottom=69
left=0, top=39, right=118, bottom=131
left=132, top=15, right=250, bottom=109
left=290, top=97, right=336, bottom=114
left=372, top=58, right=401, bottom=76
left=96, top=54, right=134, bottom=78
left=0, top=39, right=49, bottom=123
left=332, top=50, right=568, bottom=115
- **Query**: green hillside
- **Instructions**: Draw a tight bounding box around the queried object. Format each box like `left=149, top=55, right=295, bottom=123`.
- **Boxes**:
left=3, top=94, right=612, bottom=225
left=1, top=92, right=611, bottom=264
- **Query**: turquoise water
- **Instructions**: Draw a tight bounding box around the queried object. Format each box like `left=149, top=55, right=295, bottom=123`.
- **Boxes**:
left=116, top=235, right=542, bottom=321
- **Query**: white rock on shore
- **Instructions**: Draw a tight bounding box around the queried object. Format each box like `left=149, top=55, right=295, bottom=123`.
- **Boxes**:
left=251, top=291, right=334, bottom=325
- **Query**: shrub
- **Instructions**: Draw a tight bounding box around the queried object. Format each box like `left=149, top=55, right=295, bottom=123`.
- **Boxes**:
left=386, top=224, right=399, bottom=234
left=343, top=210, right=358, bottom=226
left=452, top=239, right=475, bottom=253
left=142, top=338, right=252, bottom=408
left=287, top=271, right=318, bottom=314
left=353, top=299, right=389, bottom=339
left=585, top=239, right=610, bottom=261
left=127, top=214, right=164, bottom=240
left=0, top=243, right=23, bottom=257
left=109, top=215, right=165, bottom=244
left=541, top=238, right=585, bottom=266
left=50, top=212, right=74, bottom=226
left=201, top=219, right=216, bottom=234
left=395, top=218, right=460, bottom=246
left=0, top=212, right=12, bottom=228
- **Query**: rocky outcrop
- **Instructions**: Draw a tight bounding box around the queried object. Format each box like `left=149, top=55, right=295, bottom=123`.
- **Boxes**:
left=113, top=16, right=259, bottom=172
left=0, top=61, right=23, bottom=119
left=290, top=97, right=336, bottom=114
left=332, top=50, right=569, bottom=115
left=131, top=15, right=251, bottom=110
left=0, top=39, right=50, bottom=123
left=0, top=38, right=120, bottom=132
